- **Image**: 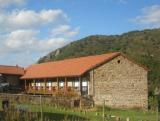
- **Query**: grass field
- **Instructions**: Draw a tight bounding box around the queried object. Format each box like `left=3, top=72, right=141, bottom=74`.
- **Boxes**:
left=0, top=100, right=157, bottom=121
left=13, top=105, right=156, bottom=121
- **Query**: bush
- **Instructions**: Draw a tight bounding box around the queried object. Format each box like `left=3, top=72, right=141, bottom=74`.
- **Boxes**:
left=148, top=96, right=158, bottom=111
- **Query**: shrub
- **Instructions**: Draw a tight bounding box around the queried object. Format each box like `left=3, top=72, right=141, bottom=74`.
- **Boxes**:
left=148, top=96, right=158, bottom=111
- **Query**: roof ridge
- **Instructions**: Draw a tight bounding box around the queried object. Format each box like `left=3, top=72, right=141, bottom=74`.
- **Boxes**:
left=0, top=65, right=23, bottom=68
left=34, top=52, right=120, bottom=66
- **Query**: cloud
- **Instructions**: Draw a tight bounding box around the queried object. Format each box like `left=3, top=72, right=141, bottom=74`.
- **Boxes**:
left=0, top=0, right=26, bottom=8
left=5, top=30, right=37, bottom=50
left=0, top=29, right=70, bottom=66
left=0, top=8, right=79, bottom=66
left=0, top=9, right=69, bottom=31
left=131, top=5, right=160, bottom=26
left=51, top=25, right=80, bottom=38
left=4, top=29, right=68, bottom=52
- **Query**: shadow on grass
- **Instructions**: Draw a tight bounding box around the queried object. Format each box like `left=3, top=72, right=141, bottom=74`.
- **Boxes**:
left=42, top=112, right=89, bottom=121
left=0, top=110, right=89, bottom=121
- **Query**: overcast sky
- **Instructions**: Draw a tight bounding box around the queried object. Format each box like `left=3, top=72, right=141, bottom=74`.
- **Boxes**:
left=0, top=0, right=160, bottom=66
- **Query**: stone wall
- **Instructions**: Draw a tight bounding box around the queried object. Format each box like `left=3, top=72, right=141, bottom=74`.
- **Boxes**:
left=89, top=55, right=148, bottom=110
left=0, top=93, right=88, bottom=108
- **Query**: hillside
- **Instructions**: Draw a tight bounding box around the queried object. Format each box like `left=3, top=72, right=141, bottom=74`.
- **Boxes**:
left=38, top=28, right=160, bottom=95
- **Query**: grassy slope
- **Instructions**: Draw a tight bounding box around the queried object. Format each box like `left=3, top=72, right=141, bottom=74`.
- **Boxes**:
left=38, top=28, right=160, bottom=95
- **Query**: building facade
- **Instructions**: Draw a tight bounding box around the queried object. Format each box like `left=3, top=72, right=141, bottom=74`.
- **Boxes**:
left=21, top=52, right=148, bottom=109
left=88, top=55, right=148, bottom=109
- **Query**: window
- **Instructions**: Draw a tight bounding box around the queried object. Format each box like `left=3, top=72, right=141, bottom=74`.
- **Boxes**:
left=36, top=82, right=41, bottom=87
left=35, top=82, right=41, bottom=90
left=31, top=82, right=34, bottom=86
left=41, top=82, right=45, bottom=87
left=38, top=83, right=41, bottom=87
left=47, top=82, right=52, bottom=90
left=117, top=60, right=121, bottom=64
left=73, top=81, right=80, bottom=90
left=59, top=81, right=64, bottom=87
left=68, top=81, right=72, bottom=87
left=52, top=82, right=57, bottom=86
left=47, top=82, right=52, bottom=87
left=82, top=80, right=88, bottom=95
left=82, top=81, right=87, bottom=86
left=74, top=81, right=79, bottom=87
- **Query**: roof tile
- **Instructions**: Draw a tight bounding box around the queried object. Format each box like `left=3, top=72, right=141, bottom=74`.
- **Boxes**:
left=0, top=65, right=24, bottom=75
left=21, top=52, right=120, bottom=79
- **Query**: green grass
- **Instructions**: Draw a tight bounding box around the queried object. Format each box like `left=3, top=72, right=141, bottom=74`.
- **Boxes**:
left=0, top=100, right=157, bottom=121
left=21, top=104, right=156, bottom=121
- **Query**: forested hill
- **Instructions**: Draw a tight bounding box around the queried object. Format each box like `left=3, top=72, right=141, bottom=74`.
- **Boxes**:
left=38, top=28, right=160, bottom=94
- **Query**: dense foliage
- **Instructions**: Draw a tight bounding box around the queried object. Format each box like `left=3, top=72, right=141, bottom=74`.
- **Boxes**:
left=38, top=28, right=160, bottom=96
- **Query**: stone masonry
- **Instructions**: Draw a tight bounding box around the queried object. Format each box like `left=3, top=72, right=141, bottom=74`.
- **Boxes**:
left=88, top=55, right=148, bottom=110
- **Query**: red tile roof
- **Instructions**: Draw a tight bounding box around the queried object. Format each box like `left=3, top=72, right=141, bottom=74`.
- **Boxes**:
left=0, top=65, right=24, bottom=75
left=21, top=52, right=121, bottom=79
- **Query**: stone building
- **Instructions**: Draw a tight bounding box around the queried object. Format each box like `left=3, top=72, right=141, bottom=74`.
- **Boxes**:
left=21, top=52, right=148, bottom=109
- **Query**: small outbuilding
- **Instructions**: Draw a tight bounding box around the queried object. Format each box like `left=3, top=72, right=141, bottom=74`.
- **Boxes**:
left=0, top=65, right=24, bottom=92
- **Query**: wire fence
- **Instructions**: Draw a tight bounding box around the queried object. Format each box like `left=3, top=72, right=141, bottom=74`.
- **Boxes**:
left=0, top=93, right=155, bottom=121
left=0, top=93, right=80, bottom=109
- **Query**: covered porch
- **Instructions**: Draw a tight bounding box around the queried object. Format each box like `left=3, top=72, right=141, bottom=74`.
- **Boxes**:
left=24, top=76, right=89, bottom=96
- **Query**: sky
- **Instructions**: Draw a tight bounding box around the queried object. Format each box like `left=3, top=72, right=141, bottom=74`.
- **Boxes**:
left=0, top=0, right=160, bottom=67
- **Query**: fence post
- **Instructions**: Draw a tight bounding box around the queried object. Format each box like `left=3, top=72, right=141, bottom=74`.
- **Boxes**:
left=40, top=95, right=43, bottom=121
left=116, top=117, right=120, bottom=121
left=103, top=99, right=105, bottom=121
left=157, top=103, right=159, bottom=121
left=126, top=117, right=130, bottom=121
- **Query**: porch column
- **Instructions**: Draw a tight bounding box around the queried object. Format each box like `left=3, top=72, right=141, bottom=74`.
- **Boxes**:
left=25, top=80, right=26, bottom=92
left=57, top=77, right=59, bottom=92
left=33, top=79, right=36, bottom=95
left=29, top=83, right=31, bottom=91
left=79, top=77, right=82, bottom=95
left=65, top=77, right=67, bottom=91
left=44, top=79, right=46, bottom=93
left=33, top=79, right=36, bottom=90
